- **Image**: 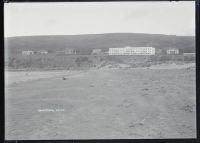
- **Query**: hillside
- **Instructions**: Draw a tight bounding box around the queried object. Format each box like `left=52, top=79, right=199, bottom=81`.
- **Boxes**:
left=5, top=33, right=195, bottom=54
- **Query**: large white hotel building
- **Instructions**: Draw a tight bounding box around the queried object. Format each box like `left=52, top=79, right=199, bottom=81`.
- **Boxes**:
left=108, top=46, right=155, bottom=55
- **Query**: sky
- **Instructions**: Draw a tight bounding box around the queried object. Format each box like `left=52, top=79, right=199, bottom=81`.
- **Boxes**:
left=4, top=1, right=195, bottom=37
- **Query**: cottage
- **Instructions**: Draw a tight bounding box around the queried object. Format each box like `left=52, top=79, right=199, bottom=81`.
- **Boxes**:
left=22, top=50, right=34, bottom=55
left=38, top=50, right=48, bottom=54
left=183, top=53, right=195, bottom=56
left=92, top=49, right=102, bottom=55
left=56, top=50, right=65, bottom=55
left=65, top=48, right=77, bottom=55
left=166, top=48, right=179, bottom=55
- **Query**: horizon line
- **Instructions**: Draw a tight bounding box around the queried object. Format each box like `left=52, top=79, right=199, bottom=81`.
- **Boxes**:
left=4, top=32, right=195, bottom=38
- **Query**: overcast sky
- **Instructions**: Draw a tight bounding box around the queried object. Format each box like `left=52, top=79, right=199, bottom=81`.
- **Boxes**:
left=4, top=1, right=195, bottom=37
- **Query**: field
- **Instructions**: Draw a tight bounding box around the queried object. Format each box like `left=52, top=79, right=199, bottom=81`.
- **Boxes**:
left=5, top=64, right=196, bottom=139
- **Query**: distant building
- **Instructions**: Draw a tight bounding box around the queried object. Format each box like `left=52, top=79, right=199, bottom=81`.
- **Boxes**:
left=92, top=49, right=102, bottom=55
left=37, top=50, right=48, bottom=54
left=65, top=48, right=77, bottom=55
left=56, top=50, right=65, bottom=55
left=155, top=49, right=162, bottom=55
left=183, top=53, right=195, bottom=56
left=166, top=48, right=179, bottom=55
left=108, top=46, right=155, bottom=55
left=22, top=50, right=34, bottom=55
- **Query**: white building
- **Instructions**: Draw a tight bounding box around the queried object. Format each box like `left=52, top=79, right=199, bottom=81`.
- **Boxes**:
left=166, top=48, right=179, bottom=55
left=38, top=50, right=48, bottom=54
left=65, top=48, right=77, bottom=55
left=92, top=49, right=102, bottom=55
left=108, top=46, right=155, bottom=55
left=22, top=50, right=34, bottom=55
left=183, top=53, right=195, bottom=56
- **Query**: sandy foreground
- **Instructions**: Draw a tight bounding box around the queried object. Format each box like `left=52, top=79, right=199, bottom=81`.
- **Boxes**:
left=5, top=64, right=196, bottom=139
left=4, top=70, right=87, bottom=87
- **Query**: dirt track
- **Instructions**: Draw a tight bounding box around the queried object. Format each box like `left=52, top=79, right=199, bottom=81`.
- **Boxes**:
left=5, top=68, right=196, bottom=139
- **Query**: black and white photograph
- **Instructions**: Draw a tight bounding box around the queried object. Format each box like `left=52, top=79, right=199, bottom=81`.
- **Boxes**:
left=4, top=1, right=196, bottom=140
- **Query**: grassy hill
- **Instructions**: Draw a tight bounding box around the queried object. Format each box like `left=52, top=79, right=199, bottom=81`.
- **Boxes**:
left=4, top=33, right=195, bottom=70
left=5, top=33, right=195, bottom=54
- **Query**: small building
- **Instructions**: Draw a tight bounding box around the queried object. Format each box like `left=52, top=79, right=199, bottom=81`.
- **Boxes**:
left=22, top=50, right=34, bottom=55
left=92, top=49, right=102, bottom=55
left=183, top=53, right=195, bottom=56
left=38, top=50, right=48, bottom=54
left=65, top=48, right=77, bottom=55
left=155, top=49, right=162, bottom=55
left=166, top=48, right=179, bottom=55
left=108, top=46, right=155, bottom=55
left=56, top=50, right=65, bottom=55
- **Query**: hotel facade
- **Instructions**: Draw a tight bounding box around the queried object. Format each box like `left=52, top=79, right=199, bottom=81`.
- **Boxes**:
left=108, top=46, right=155, bottom=55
